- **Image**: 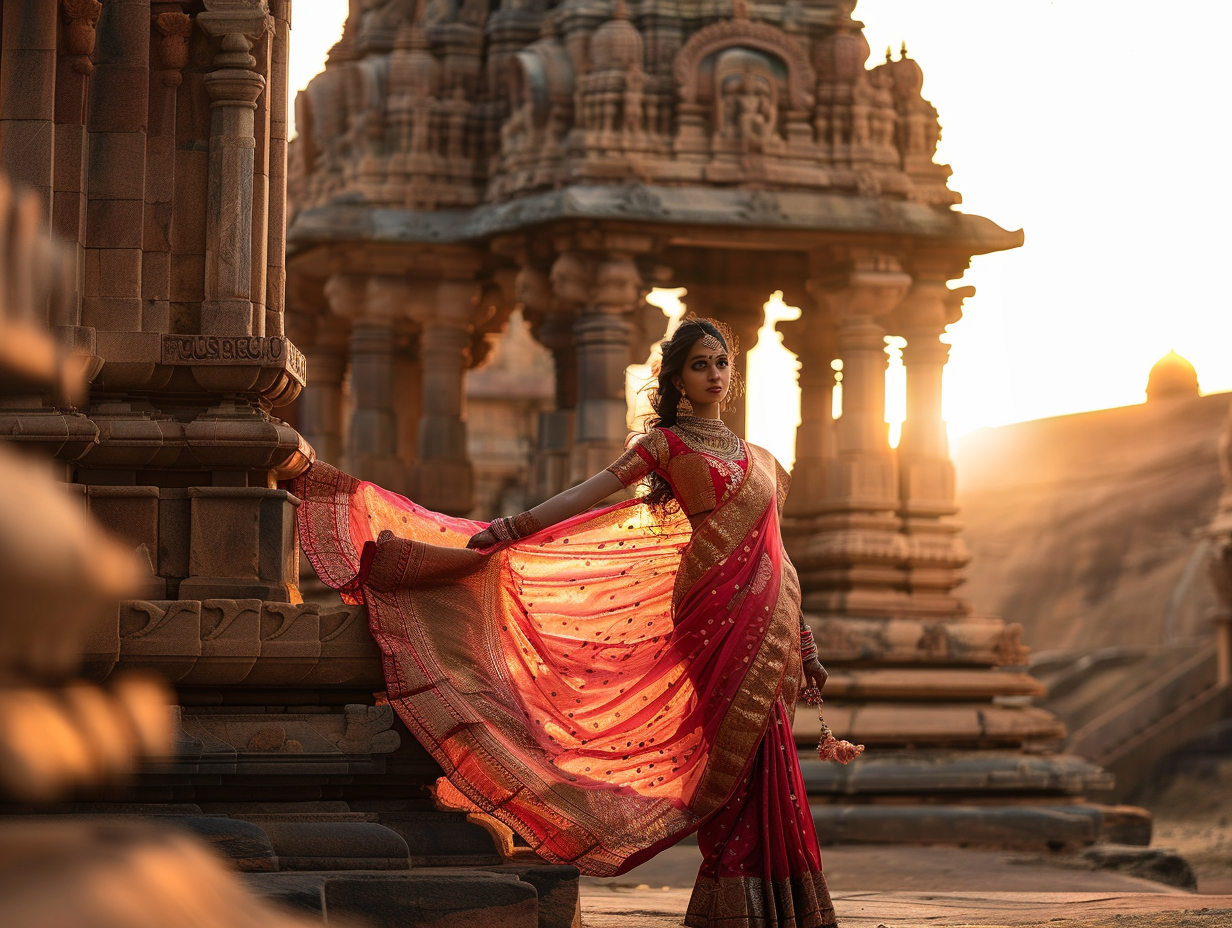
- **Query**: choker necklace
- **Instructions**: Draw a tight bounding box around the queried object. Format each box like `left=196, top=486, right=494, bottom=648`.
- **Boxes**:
left=671, top=414, right=743, bottom=461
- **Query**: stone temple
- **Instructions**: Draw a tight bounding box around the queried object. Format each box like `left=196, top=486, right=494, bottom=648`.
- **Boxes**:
left=2, top=0, right=1231, bottom=924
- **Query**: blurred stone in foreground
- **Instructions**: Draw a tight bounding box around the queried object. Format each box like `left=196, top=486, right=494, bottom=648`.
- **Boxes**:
left=0, top=170, right=323, bottom=926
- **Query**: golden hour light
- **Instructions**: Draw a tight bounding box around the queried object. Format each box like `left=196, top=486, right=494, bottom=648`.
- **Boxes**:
left=6, top=0, right=1232, bottom=923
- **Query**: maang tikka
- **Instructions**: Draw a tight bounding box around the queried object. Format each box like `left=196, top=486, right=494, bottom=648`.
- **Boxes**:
left=699, top=333, right=723, bottom=351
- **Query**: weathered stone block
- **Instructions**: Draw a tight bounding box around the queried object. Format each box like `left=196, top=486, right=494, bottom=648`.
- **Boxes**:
left=322, top=874, right=538, bottom=928
left=86, top=486, right=160, bottom=571
left=97, top=247, right=142, bottom=298
left=143, top=201, right=173, bottom=254
left=118, top=599, right=201, bottom=681
left=302, top=605, right=383, bottom=687
left=240, top=602, right=320, bottom=685
left=0, top=49, right=55, bottom=120
left=169, top=816, right=278, bottom=872
left=86, top=67, right=150, bottom=134
left=186, top=487, right=261, bottom=579
left=813, top=803, right=1100, bottom=849
left=85, top=198, right=143, bottom=248
left=51, top=188, right=85, bottom=242
left=178, top=599, right=262, bottom=685
left=180, top=487, right=299, bottom=601
left=481, top=864, right=581, bottom=928
left=0, top=119, right=53, bottom=187
left=380, top=814, right=504, bottom=867
left=157, top=488, right=191, bottom=585
left=170, top=252, right=206, bottom=302
left=87, top=132, right=147, bottom=200
left=260, top=821, right=411, bottom=871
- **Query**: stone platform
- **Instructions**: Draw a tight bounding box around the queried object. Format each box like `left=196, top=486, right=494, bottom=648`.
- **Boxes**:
left=582, top=844, right=1232, bottom=927
left=582, top=887, right=1232, bottom=928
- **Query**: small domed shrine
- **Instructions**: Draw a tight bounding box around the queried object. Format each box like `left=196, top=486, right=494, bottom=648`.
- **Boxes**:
left=1146, top=350, right=1200, bottom=401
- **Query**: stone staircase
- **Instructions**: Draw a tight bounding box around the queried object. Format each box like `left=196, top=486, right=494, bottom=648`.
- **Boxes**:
left=1061, top=643, right=1232, bottom=802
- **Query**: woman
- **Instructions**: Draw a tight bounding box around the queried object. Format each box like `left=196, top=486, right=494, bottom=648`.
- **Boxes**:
left=294, top=317, right=836, bottom=927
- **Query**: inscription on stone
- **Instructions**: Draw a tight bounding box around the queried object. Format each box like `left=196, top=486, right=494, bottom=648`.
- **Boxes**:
left=161, top=336, right=307, bottom=381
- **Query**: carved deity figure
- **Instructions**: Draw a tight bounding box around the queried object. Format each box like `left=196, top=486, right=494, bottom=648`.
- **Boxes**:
left=720, top=70, right=776, bottom=152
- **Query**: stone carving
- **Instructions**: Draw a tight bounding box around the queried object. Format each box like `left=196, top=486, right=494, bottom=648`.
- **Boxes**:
left=152, top=11, right=194, bottom=85
left=671, top=6, right=814, bottom=112
left=161, top=334, right=307, bottom=378
left=62, top=0, right=103, bottom=75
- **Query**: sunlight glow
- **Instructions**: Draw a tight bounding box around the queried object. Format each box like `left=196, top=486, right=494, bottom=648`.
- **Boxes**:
left=625, top=289, right=686, bottom=431
left=288, top=1, right=1232, bottom=445
left=884, top=336, right=906, bottom=449
left=746, top=293, right=802, bottom=469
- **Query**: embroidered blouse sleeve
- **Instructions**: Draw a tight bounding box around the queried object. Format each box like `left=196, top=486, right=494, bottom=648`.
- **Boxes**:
left=606, top=429, right=669, bottom=488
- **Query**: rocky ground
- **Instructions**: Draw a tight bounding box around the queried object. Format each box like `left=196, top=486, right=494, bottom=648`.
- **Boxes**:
left=1140, top=756, right=1232, bottom=895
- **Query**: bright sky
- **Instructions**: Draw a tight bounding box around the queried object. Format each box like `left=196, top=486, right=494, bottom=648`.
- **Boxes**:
left=287, top=0, right=1232, bottom=456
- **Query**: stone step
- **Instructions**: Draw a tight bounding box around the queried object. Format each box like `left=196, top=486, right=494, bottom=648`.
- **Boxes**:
left=804, top=614, right=1030, bottom=666
left=793, top=701, right=1067, bottom=747
left=243, top=863, right=581, bottom=928
left=797, top=750, right=1113, bottom=797
left=811, top=802, right=1151, bottom=850
left=819, top=668, right=1045, bottom=700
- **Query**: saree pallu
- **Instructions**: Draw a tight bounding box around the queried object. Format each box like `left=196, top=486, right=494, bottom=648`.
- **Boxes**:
left=293, top=444, right=824, bottom=908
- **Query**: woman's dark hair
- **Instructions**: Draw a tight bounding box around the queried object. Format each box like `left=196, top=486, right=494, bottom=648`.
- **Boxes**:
left=639, top=315, right=743, bottom=518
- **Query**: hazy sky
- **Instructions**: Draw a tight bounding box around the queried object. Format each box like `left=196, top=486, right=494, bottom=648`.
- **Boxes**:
left=287, top=0, right=1232, bottom=444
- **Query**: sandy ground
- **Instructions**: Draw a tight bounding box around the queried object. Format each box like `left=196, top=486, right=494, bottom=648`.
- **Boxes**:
left=579, top=756, right=1232, bottom=924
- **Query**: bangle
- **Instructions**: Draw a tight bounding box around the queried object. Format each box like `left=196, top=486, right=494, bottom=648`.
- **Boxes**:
left=800, top=623, right=818, bottom=664
left=488, top=511, right=542, bottom=544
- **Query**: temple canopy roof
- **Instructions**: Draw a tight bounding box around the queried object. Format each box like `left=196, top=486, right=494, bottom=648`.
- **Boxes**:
left=286, top=0, right=1022, bottom=263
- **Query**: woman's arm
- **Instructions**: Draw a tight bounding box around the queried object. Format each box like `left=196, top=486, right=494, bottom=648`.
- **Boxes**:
left=466, top=470, right=624, bottom=549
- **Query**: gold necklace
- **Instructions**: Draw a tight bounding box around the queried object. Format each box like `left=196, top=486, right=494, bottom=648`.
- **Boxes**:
left=671, top=415, right=743, bottom=462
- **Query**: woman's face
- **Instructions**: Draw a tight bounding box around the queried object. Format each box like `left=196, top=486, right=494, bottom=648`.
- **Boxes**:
left=672, top=334, right=731, bottom=416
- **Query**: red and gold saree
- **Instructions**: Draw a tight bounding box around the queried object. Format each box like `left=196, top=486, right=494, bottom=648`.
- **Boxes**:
left=293, top=435, right=835, bottom=928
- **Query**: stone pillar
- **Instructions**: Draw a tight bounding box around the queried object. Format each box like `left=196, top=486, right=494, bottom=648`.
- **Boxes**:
left=299, top=314, right=351, bottom=467
left=519, top=263, right=576, bottom=502
left=197, top=0, right=270, bottom=336
left=788, top=257, right=910, bottom=615
left=556, top=251, right=640, bottom=484
left=415, top=279, right=479, bottom=515
left=264, top=0, right=291, bottom=337
left=685, top=283, right=764, bottom=438
left=146, top=7, right=193, bottom=335
left=892, top=274, right=975, bottom=617
left=779, top=299, right=837, bottom=517
left=326, top=273, right=415, bottom=496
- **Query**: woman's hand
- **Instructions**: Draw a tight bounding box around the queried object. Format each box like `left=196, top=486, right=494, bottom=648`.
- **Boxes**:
left=803, top=657, right=828, bottom=693
left=466, top=528, right=497, bottom=549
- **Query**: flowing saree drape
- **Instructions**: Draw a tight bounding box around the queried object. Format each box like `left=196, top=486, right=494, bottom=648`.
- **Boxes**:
left=293, top=443, right=826, bottom=914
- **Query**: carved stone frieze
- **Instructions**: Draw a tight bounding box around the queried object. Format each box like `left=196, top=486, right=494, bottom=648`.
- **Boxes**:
left=98, top=600, right=382, bottom=687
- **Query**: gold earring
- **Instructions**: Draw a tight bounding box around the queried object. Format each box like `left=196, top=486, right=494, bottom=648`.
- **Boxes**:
left=678, top=395, right=694, bottom=415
